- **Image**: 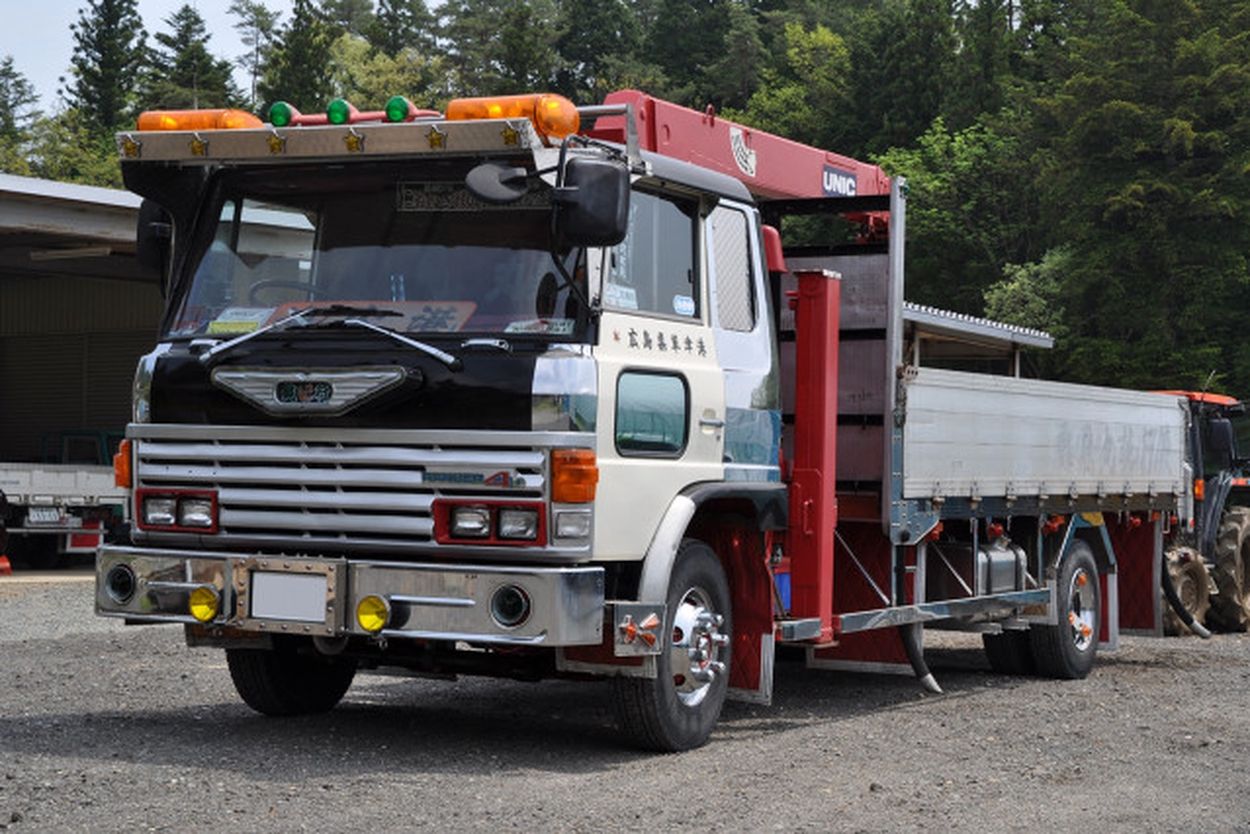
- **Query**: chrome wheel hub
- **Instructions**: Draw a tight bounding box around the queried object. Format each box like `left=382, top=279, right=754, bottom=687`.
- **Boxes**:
left=669, top=586, right=729, bottom=707
left=1068, top=567, right=1096, bottom=652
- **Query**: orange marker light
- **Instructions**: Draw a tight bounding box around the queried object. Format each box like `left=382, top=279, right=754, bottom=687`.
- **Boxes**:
left=1194, top=478, right=1206, bottom=501
left=113, top=439, right=132, bottom=489
left=552, top=448, right=598, bottom=503
left=137, top=109, right=263, bottom=132
left=445, top=93, right=580, bottom=143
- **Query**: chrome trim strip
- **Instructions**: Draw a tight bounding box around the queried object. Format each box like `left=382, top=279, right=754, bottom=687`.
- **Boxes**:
left=836, top=589, right=1051, bottom=634
left=128, top=424, right=596, bottom=448
left=389, top=594, right=475, bottom=608
left=138, top=440, right=544, bottom=468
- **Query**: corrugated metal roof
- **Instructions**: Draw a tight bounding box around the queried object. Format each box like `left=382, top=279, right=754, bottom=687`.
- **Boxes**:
left=0, top=173, right=139, bottom=209
left=904, top=302, right=1054, bottom=350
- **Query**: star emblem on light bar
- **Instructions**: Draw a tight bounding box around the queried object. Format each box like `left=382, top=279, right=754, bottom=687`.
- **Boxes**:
left=426, top=126, right=447, bottom=149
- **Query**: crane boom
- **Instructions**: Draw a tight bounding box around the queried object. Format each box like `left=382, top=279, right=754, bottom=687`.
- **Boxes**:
left=588, top=89, right=891, bottom=201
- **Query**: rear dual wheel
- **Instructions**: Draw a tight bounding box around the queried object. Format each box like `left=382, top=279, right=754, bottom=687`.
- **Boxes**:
left=981, top=541, right=1099, bottom=679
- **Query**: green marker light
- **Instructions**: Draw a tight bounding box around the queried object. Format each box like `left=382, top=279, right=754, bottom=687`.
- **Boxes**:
left=327, top=98, right=353, bottom=125
left=268, top=101, right=295, bottom=127
left=385, top=95, right=413, bottom=123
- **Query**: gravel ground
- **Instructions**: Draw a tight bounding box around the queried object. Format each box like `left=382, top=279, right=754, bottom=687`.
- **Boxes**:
left=2, top=573, right=1250, bottom=832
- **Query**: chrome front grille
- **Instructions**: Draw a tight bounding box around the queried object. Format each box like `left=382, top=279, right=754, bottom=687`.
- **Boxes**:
left=134, top=432, right=547, bottom=553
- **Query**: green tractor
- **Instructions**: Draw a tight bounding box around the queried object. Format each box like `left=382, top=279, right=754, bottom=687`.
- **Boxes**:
left=1162, top=391, right=1250, bottom=634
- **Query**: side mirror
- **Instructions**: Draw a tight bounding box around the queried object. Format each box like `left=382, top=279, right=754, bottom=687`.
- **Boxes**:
left=136, top=199, right=173, bottom=292
left=554, top=157, right=630, bottom=247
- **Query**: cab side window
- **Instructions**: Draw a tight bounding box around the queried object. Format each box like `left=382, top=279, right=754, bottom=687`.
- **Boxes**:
left=708, top=205, right=755, bottom=332
left=604, top=191, right=698, bottom=319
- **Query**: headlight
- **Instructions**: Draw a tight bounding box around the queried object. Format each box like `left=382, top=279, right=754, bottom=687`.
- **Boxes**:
left=555, top=510, right=592, bottom=539
left=498, top=508, right=538, bottom=540
left=142, top=496, right=177, bottom=526
left=177, top=497, right=215, bottom=528
left=451, top=506, right=491, bottom=538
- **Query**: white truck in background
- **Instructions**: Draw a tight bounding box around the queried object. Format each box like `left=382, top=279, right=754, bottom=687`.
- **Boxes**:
left=0, top=460, right=127, bottom=569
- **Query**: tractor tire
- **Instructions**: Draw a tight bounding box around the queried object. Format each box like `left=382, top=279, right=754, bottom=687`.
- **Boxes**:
left=1207, top=507, right=1250, bottom=632
left=226, top=645, right=356, bottom=716
left=612, top=539, right=732, bottom=752
left=982, top=629, right=1035, bottom=675
left=1162, top=546, right=1213, bottom=636
left=1030, top=540, right=1100, bottom=679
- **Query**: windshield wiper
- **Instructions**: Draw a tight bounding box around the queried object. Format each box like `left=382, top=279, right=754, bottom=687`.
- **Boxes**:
left=196, top=305, right=405, bottom=366
left=339, top=318, right=463, bottom=371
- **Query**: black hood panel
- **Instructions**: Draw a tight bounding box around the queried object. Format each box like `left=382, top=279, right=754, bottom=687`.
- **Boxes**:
left=151, top=336, right=538, bottom=430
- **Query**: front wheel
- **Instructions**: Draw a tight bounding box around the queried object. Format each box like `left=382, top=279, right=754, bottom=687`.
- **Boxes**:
left=1030, top=540, right=1100, bottom=679
left=226, top=645, right=356, bottom=716
left=612, top=540, right=732, bottom=752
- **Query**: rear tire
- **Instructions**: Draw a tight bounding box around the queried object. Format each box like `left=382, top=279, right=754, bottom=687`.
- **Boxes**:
left=1162, top=546, right=1212, bottom=636
left=226, top=645, right=356, bottom=716
left=612, top=540, right=732, bottom=752
left=1207, top=507, right=1250, bottom=632
left=982, top=629, right=1034, bottom=675
left=1030, top=541, right=1099, bottom=679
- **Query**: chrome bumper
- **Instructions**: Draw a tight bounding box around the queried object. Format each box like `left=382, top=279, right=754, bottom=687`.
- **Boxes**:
left=96, top=545, right=604, bottom=647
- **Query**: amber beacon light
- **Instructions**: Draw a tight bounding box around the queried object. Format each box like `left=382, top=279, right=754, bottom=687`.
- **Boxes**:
left=445, top=93, right=580, bottom=143
left=136, top=109, right=264, bottom=131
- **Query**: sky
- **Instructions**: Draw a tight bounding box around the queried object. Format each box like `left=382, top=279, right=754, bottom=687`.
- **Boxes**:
left=2, top=0, right=295, bottom=112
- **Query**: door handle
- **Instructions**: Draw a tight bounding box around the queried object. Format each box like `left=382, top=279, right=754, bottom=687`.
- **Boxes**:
left=699, top=417, right=725, bottom=429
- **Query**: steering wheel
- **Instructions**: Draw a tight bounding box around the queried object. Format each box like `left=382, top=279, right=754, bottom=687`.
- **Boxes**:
left=248, top=279, right=326, bottom=304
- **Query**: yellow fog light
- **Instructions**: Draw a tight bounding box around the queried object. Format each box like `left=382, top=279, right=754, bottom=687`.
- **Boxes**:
left=188, top=586, right=220, bottom=623
left=356, top=595, right=390, bottom=634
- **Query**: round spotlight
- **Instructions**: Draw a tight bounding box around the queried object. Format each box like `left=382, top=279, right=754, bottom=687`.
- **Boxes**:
left=188, top=586, right=220, bottom=623
left=489, top=584, right=531, bottom=629
left=104, top=563, right=136, bottom=605
left=356, top=595, right=390, bottom=634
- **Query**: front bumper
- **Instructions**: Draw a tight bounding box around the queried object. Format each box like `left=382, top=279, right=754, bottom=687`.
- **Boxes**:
left=96, top=545, right=604, bottom=646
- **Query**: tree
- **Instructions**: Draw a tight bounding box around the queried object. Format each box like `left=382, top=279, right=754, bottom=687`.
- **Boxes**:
left=26, top=109, right=121, bottom=187
left=367, top=0, right=436, bottom=55
left=876, top=112, right=1039, bottom=314
left=229, top=0, right=282, bottom=110
left=0, top=56, right=40, bottom=143
left=142, top=4, right=240, bottom=110
left=328, top=31, right=452, bottom=107
left=554, top=0, right=641, bottom=103
left=702, top=1, right=766, bottom=110
left=64, top=0, right=147, bottom=134
left=323, top=0, right=376, bottom=37
left=440, top=0, right=563, bottom=94
left=259, top=0, right=334, bottom=111
left=643, top=0, right=732, bottom=104
left=727, top=22, right=851, bottom=150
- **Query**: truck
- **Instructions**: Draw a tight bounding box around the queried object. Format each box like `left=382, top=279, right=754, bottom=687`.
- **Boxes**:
left=96, top=90, right=1191, bottom=751
left=0, top=175, right=164, bottom=568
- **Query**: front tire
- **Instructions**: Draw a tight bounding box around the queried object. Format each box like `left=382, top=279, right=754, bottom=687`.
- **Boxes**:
left=226, top=645, right=356, bottom=716
left=612, top=540, right=732, bottom=752
left=1030, top=540, right=1100, bottom=679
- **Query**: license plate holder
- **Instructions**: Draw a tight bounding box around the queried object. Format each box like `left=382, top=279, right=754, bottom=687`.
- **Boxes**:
left=231, top=558, right=343, bottom=635
left=251, top=571, right=328, bottom=622
left=26, top=506, right=63, bottom=526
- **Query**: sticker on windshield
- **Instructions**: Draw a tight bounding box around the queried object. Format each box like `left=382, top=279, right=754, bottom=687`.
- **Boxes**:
left=603, top=283, right=638, bottom=310
left=207, top=307, right=275, bottom=335
left=672, top=294, right=696, bottom=317
left=505, top=319, right=576, bottom=335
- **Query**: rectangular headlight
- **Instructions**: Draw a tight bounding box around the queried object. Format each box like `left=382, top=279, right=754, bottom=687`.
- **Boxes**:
left=177, top=497, right=215, bottom=528
left=451, top=506, right=491, bottom=538
left=142, top=496, right=177, bottom=527
left=498, top=508, right=538, bottom=540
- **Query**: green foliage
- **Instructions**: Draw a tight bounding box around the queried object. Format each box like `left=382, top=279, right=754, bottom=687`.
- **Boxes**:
left=368, top=0, right=436, bottom=55
left=260, top=0, right=335, bottom=111
left=554, top=0, right=642, bottom=102
left=440, top=0, right=563, bottom=94
left=26, top=109, right=121, bottom=187
left=328, top=32, right=452, bottom=107
left=229, top=0, right=282, bottom=110
left=143, top=4, right=240, bottom=110
left=65, top=0, right=148, bottom=134
left=725, top=21, right=850, bottom=148
left=0, top=56, right=40, bottom=143
left=877, top=113, right=1038, bottom=314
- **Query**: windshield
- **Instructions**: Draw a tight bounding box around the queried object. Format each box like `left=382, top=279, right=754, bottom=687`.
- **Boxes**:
left=167, top=163, right=584, bottom=341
